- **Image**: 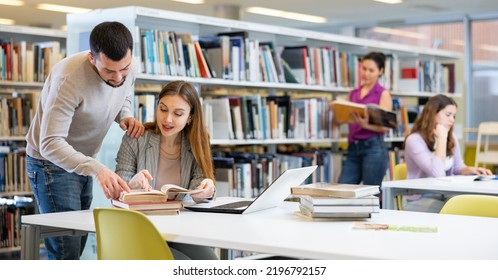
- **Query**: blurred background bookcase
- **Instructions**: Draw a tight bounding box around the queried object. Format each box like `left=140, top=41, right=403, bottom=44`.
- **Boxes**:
left=0, top=24, right=66, bottom=255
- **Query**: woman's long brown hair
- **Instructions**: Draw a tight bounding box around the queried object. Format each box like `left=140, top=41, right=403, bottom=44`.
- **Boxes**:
left=144, top=80, right=214, bottom=180
left=408, top=94, right=457, bottom=156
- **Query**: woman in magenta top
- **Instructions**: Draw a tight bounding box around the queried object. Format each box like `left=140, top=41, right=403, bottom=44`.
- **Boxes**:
left=336, top=52, right=393, bottom=186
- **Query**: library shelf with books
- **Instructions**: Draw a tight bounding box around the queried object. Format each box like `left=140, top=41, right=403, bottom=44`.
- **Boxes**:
left=0, top=24, right=67, bottom=141
left=1, top=24, right=66, bottom=254
left=75, top=6, right=463, bottom=142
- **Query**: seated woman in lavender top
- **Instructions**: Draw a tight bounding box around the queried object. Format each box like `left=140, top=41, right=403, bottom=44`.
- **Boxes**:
left=403, top=94, right=492, bottom=212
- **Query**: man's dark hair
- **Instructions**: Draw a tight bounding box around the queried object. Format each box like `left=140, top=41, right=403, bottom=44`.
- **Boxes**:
left=90, top=21, right=133, bottom=61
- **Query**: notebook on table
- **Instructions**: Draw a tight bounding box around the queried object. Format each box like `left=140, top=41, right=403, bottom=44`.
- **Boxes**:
left=184, top=165, right=317, bottom=214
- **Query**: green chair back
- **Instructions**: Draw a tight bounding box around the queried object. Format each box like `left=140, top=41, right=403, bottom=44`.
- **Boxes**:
left=93, top=208, right=174, bottom=260
left=440, top=194, right=498, bottom=218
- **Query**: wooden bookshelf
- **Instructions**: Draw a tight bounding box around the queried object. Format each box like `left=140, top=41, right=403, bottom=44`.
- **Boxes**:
left=1, top=25, right=66, bottom=253
left=70, top=7, right=461, bottom=144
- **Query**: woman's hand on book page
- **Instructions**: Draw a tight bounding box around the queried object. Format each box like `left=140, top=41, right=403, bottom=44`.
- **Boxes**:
left=190, top=179, right=216, bottom=200
left=128, top=169, right=153, bottom=191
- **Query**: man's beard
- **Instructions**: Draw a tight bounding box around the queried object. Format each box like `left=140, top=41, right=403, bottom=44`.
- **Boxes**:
left=105, top=76, right=126, bottom=88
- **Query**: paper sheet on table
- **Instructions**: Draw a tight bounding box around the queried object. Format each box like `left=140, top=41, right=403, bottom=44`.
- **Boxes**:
left=434, top=175, right=480, bottom=183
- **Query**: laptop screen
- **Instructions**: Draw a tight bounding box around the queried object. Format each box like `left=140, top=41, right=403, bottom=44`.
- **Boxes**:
left=185, top=165, right=317, bottom=214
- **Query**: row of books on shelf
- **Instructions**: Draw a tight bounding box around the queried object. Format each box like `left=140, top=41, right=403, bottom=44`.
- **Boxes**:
left=205, top=95, right=333, bottom=140
left=135, top=92, right=335, bottom=141
left=388, top=97, right=424, bottom=138
left=0, top=39, right=64, bottom=82
left=137, top=29, right=456, bottom=93
left=378, top=55, right=456, bottom=94
left=395, top=59, right=456, bottom=94
left=0, top=146, right=30, bottom=193
left=134, top=93, right=156, bottom=124
left=212, top=151, right=342, bottom=199
left=291, top=183, right=380, bottom=219
left=139, top=28, right=342, bottom=86
left=0, top=95, right=34, bottom=137
left=0, top=196, right=36, bottom=249
left=136, top=89, right=426, bottom=143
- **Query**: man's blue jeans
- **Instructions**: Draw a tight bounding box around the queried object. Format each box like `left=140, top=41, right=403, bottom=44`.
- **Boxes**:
left=338, top=135, right=388, bottom=186
left=26, top=155, right=93, bottom=260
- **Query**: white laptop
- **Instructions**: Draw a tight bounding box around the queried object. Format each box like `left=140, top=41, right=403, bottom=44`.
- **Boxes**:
left=185, top=165, right=317, bottom=214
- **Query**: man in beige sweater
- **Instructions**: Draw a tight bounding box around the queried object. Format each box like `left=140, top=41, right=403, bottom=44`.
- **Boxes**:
left=25, top=21, right=144, bottom=260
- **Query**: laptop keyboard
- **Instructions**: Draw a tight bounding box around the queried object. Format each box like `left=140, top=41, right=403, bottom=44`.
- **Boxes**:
left=212, top=200, right=252, bottom=209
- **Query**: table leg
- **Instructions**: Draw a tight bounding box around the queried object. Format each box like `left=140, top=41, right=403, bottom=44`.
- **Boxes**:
left=21, top=224, right=40, bottom=260
left=383, top=188, right=396, bottom=210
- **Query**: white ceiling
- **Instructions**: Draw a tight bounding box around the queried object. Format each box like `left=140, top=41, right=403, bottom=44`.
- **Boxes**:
left=2, top=0, right=498, bottom=31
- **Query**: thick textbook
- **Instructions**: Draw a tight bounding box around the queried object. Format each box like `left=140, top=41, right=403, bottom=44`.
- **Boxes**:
left=111, top=199, right=183, bottom=211
left=291, top=183, right=380, bottom=198
left=331, top=99, right=397, bottom=128
left=299, top=195, right=380, bottom=207
left=300, top=203, right=380, bottom=214
left=298, top=206, right=372, bottom=219
left=119, top=184, right=202, bottom=203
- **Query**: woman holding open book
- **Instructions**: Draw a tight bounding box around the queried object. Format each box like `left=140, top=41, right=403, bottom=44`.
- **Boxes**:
left=403, top=94, right=492, bottom=212
left=115, top=80, right=218, bottom=259
left=335, top=51, right=392, bottom=187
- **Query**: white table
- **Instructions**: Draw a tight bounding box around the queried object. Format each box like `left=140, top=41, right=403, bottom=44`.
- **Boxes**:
left=381, top=176, right=498, bottom=209
left=21, top=201, right=498, bottom=260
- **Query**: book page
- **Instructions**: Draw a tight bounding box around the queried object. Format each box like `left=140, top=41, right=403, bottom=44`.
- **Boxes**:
left=435, top=175, right=479, bottom=183
left=122, top=189, right=164, bottom=197
left=160, top=184, right=203, bottom=195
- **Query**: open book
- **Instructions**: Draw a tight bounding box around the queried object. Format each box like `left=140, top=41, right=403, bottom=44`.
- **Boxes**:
left=119, top=184, right=203, bottom=203
left=331, top=99, right=397, bottom=128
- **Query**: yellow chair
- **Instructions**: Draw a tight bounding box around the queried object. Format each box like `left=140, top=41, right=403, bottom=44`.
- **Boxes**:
left=93, top=208, right=174, bottom=260
left=475, top=122, right=498, bottom=168
left=393, top=163, right=407, bottom=181
left=392, top=163, right=407, bottom=210
left=440, top=194, right=498, bottom=218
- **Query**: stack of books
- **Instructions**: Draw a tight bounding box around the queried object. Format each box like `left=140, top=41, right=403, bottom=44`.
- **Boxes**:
left=291, top=183, right=380, bottom=219
left=111, top=199, right=182, bottom=215
left=110, top=184, right=202, bottom=215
